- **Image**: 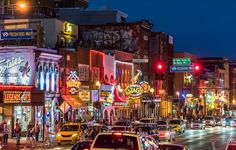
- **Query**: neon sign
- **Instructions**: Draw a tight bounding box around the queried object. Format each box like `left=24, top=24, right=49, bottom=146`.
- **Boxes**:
left=3, top=91, right=31, bottom=103
left=125, top=84, right=143, bottom=98
left=0, top=51, right=35, bottom=85
left=64, top=22, right=72, bottom=34
left=67, top=71, right=81, bottom=94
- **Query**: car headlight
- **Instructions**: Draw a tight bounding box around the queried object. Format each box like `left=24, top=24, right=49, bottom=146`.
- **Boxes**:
left=72, top=133, right=78, bottom=137
left=210, top=121, right=213, bottom=124
left=230, top=121, right=234, bottom=124
left=203, top=121, right=205, bottom=123
left=191, top=123, right=193, bottom=126
left=223, top=121, right=226, bottom=124
left=56, top=133, right=61, bottom=137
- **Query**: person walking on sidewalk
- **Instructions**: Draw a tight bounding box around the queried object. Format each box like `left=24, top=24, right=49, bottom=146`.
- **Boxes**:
left=3, top=124, right=9, bottom=146
left=44, top=124, right=52, bottom=147
left=14, top=123, right=21, bottom=145
left=35, top=123, right=40, bottom=141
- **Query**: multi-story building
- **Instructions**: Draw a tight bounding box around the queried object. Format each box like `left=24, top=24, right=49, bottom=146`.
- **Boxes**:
left=54, top=0, right=88, bottom=9
left=0, top=0, right=55, bottom=18
left=173, top=52, right=198, bottom=116
left=57, top=9, right=127, bottom=26
left=197, top=57, right=229, bottom=116
left=150, top=32, right=174, bottom=117
left=229, top=60, right=236, bottom=115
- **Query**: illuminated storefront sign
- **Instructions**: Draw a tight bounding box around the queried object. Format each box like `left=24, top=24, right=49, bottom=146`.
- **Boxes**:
left=0, top=29, right=33, bottom=40
left=125, top=84, right=143, bottom=98
left=0, top=51, right=35, bottom=85
left=79, top=90, right=90, bottom=101
left=140, top=81, right=150, bottom=93
left=100, top=85, right=114, bottom=106
left=3, top=91, right=31, bottom=103
left=64, top=22, right=72, bottom=34
left=67, top=71, right=81, bottom=94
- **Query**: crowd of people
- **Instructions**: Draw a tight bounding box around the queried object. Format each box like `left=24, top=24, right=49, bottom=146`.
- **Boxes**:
left=0, top=120, right=52, bottom=148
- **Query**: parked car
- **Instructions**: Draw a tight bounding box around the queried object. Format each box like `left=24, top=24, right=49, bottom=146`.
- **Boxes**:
left=215, top=118, right=223, bottom=126
left=158, top=143, right=189, bottom=150
left=191, top=120, right=205, bottom=129
left=168, top=119, right=186, bottom=133
left=156, top=125, right=175, bottom=142
left=90, top=131, right=158, bottom=150
left=203, top=116, right=216, bottom=127
left=71, top=140, right=93, bottom=150
left=225, top=140, right=236, bottom=150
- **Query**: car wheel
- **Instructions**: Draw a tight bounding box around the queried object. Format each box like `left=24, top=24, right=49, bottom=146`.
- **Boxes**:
left=57, top=143, right=61, bottom=146
left=172, top=138, right=175, bottom=141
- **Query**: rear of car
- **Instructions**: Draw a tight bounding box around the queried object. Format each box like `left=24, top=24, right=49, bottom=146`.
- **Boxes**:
left=168, top=119, right=185, bottom=133
left=157, top=125, right=175, bottom=141
left=204, top=116, right=216, bottom=127
left=90, top=132, right=142, bottom=150
left=110, top=126, right=130, bottom=131
left=225, top=140, right=236, bottom=150
left=222, top=117, right=234, bottom=127
left=191, top=121, right=205, bottom=129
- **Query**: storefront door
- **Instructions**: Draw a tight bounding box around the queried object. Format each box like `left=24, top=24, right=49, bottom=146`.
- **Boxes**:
left=14, top=106, right=32, bottom=132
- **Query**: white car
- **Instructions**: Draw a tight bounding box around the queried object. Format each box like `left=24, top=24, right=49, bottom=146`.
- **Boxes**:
left=90, top=131, right=158, bottom=150
left=191, top=120, right=205, bottom=129
left=203, top=116, right=216, bottom=127
left=225, top=140, right=236, bottom=150
left=157, top=125, right=176, bottom=142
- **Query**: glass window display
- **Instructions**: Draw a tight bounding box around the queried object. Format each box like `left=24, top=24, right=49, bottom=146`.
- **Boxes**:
left=14, top=106, right=32, bottom=132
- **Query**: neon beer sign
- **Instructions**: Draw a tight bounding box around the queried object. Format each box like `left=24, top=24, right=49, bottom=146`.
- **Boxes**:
left=66, top=71, right=81, bottom=94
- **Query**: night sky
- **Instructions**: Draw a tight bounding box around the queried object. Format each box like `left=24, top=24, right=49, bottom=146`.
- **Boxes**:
left=89, top=0, right=236, bottom=59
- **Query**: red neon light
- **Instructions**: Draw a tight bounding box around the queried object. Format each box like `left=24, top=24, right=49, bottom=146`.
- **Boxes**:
left=0, top=85, right=33, bottom=90
left=90, top=50, right=105, bottom=81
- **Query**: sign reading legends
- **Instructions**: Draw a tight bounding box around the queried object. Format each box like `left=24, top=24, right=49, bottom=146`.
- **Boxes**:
left=0, top=29, right=33, bottom=40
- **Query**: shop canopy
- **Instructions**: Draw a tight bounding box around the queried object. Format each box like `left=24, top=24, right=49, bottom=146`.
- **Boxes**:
left=61, top=95, right=82, bottom=109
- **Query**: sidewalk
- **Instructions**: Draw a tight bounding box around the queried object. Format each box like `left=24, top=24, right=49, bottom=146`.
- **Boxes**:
left=0, top=135, right=56, bottom=149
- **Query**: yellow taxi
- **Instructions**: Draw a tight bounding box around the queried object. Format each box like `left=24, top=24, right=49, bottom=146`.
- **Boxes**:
left=56, top=123, right=88, bottom=145
left=168, top=119, right=186, bottom=134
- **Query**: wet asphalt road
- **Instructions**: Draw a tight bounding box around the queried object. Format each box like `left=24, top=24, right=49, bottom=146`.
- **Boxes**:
left=9, top=126, right=235, bottom=150
left=172, top=126, right=236, bottom=150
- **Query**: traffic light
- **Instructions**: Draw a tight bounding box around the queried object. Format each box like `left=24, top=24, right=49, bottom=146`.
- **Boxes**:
left=154, top=62, right=165, bottom=80
left=193, top=64, right=201, bottom=73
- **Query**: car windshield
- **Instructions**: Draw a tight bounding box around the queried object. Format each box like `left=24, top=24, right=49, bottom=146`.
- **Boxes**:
left=140, top=119, right=152, bottom=123
left=169, top=120, right=180, bottom=124
left=157, top=121, right=167, bottom=125
left=157, top=126, right=168, bottom=131
left=158, top=145, right=184, bottom=150
left=111, top=127, right=126, bottom=131
left=205, top=117, right=214, bottom=120
left=93, top=134, right=138, bottom=150
left=115, top=122, right=127, bottom=126
left=61, top=125, right=78, bottom=131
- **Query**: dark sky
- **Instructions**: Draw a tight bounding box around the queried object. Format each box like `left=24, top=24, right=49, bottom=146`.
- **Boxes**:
left=89, top=0, right=236, bottom=59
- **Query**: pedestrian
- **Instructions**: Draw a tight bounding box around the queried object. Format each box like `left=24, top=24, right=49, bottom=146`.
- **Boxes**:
left=25, top=122, right=33, bottom=146
left=14, top=123, right=21, bottom=145
left=35, top=123, right=40, bottom=141
left=44, top=124, right=52, bottom=147
left=2, top=124, right=9, bottom=146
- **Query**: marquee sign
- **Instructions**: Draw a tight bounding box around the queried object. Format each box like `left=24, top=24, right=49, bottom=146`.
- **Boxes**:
left=125, top=84, right=143, bottom=98
left=67, top=71, right=81, bottom=94
left=0, top=52, right=35, bottom=85
left=3, top=91, right=31, bottom=103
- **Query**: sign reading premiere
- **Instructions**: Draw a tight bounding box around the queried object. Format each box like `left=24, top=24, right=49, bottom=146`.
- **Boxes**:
left=3, top=91, right=31, bottom=103
left=0, top=52, right=35, bottom=85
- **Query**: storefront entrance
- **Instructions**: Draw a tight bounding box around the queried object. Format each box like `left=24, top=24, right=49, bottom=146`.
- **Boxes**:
left=14, top=106, right=32, bottom=132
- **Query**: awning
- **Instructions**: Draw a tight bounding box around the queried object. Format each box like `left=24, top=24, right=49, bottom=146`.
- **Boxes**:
left=61, top=95, right=82, bottom=109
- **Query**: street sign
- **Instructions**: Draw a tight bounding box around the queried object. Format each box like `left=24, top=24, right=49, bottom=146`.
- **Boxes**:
left=0, top=29, right=33, bottom=40
left=170, top=65, right=193, bottom=73
left=172, top=58, right=191, bottom=65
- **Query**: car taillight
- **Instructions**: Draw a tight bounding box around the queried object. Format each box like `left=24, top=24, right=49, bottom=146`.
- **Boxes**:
left=113, top=132, right=122, bottom=136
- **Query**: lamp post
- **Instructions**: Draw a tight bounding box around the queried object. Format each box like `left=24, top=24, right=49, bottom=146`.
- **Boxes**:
left=95, top=81, right=101, bottom=121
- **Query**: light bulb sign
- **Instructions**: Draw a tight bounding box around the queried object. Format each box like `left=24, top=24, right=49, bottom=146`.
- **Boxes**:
left=3, top=91, right=31, bottom=103
left=0, top=51, right=35, bottom=85
left=125, top=84, right=143, bottom=98
left=66, top=71, right=81, bottom=94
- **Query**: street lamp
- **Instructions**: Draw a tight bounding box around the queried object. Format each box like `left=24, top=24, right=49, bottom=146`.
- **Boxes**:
left=176, top=91, right=180, bottom=98
left=96, top=81, right=101, bottom=89
left=150, top=88, right=154, bottom=95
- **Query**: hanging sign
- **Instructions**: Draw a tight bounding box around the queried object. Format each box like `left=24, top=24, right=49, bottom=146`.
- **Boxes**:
left=67, top=71, right=81, bottom=94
